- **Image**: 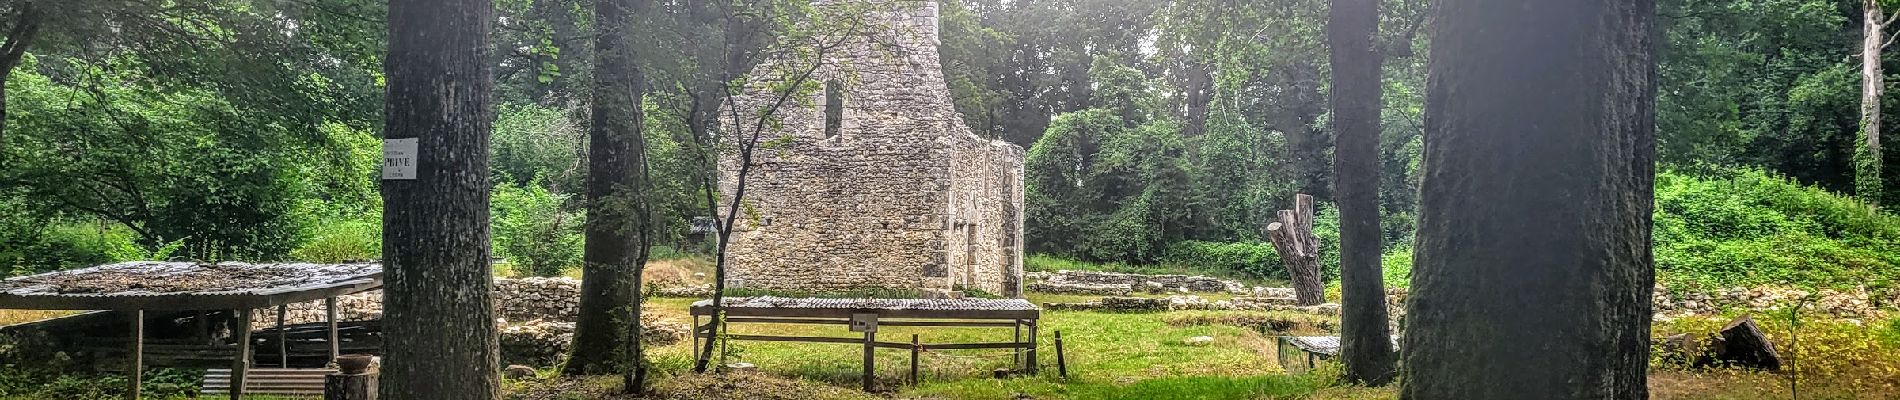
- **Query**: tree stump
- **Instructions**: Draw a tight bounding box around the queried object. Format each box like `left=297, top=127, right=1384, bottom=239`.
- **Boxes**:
left=324, top=373, right=378, bottom=400
left=1267, top=194, right=1325, bottom=305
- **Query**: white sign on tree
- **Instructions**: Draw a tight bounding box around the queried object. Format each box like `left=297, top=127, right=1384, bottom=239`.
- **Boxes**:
left=383, top=138, right=418, bottom=180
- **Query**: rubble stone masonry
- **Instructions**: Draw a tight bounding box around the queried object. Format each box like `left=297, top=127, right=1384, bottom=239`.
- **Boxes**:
left=718, top=0, right=1025, bottom=296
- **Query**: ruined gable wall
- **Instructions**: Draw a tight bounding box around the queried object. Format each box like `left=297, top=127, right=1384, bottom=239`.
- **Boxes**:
left=718, top=0, right=967, bottom=292
left=943, top=133, right=1026, bottom=296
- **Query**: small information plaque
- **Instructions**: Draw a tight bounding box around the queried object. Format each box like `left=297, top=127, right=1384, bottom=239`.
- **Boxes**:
left=382, top=138, right=418, bottom=180
left=849, top=313, right=878, bottom=333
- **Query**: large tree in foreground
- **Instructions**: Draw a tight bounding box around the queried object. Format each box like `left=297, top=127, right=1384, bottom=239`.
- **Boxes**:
left=567, top=0, right=652, bottom=385
left=1328, top=0, right=1395, bottom=386
left=379, top=0, right=501, bottom=396
left=1400, top=0, right=1656, bottom=398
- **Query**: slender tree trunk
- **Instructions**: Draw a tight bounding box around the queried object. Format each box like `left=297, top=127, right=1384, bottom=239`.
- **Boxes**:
left=379, top=0, right=500, bottom=396
left=1329, top=0, right=1396, bottom=386
left=1861, top=0, right=1885, bottom=207
left=567, top=0, right=648, bottom=377
left=1400, top=0, right=1655, bottom=398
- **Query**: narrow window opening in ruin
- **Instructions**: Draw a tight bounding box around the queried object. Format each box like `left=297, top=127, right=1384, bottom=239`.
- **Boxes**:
left=824, top=79, right=844, bottom=138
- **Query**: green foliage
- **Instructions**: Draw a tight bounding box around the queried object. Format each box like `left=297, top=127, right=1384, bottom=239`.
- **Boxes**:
left=492, top=104, right=584, bottom=190
left=1653, top=169, right=1900, bottom=291
left=291, top=216, right=382, bottom=263
left=492, top=180, right=584, bottom=277
left=1159, top=241, right=1280, bottom=279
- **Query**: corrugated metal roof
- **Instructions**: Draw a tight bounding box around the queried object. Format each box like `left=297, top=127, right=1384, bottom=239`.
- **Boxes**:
left=0, top=261, right=381, bottom=310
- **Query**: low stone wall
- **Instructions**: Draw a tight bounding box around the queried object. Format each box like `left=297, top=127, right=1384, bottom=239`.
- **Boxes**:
left=1027, top=270, right=1248, bottom=295
left=257, top=277, right=586, bottom=326
left=252, top=277, right=691, bottom=367
left=1652, top=285, right=1893, bottom=319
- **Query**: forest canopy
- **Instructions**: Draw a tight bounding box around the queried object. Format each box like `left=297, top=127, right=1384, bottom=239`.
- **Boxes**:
left=0, top=0, right=1894, bottom=293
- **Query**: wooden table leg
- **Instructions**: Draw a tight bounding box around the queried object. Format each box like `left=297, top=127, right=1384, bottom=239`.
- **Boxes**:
left=1026, top=319, right=1039, bottom=375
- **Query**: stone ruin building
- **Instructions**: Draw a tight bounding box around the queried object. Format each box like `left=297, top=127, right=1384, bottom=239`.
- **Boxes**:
left=718, top=0, right=1026, bottom=297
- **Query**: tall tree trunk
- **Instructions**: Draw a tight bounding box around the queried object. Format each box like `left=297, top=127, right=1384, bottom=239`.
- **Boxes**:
left=379, top=0, right=500, bottom=396
left=1861, top=0, right=1886, bottom=207
left=1400, top=0, right=1655, bottom=398
left=1328, top=0, right=1395, bottom=386
left=0, top=1, right=44, bottom=153
left=567, top=0, right=648, bottom=379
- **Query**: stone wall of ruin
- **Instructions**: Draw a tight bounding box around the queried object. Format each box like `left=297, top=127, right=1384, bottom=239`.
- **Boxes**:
left=717, top=0, right=1023, bottom=295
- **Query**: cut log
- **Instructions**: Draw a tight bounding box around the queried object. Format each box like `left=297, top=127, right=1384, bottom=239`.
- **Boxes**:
left=1709, top=316, right=1781, bottom=371
left=1266, top=194, right=1325, bottom=306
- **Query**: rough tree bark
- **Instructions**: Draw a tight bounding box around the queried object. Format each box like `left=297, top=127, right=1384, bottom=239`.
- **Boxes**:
left=1400, top=0, right=1655, bottom=398
left=1861, top=0, right=1890, bottom=206
left=1266, top=194, right=1324, bottom=306
left=1329, top=0, right=1396, bottom=386
left=379, top=0, right=501, bottom=396
left=566, top=0, right=649, bottom=379
left=0, top=1, right=44, bottom=150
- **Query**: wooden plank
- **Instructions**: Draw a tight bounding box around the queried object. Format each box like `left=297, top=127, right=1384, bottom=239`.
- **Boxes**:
left=862, top=329, right=875, bottom=392
left=231, top=309, right=252, bottom=400
left=692, top=306, right=1039, bottom=320
left=916, top=342, right=1029, bottom=350
left=722, top=317, right=848, bottom=325
left=326, top=297, right=339, bottom=361
left=128, top=309, right=142, bottom=400
left=878, top=321, right=1018, bottom=328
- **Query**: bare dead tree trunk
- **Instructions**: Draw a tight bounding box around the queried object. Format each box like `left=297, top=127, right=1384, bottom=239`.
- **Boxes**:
left=1329, top=0, right=1396, bottom=386
left=379, top=0, right=501, bottom=396
left=567, top=0, right=649, bottom=377
left=1266, top=194, right=1324, bottom=306
left=1860, top=0, right=1890, bottom=206
left=1399, top=0, right=1655, bottom=398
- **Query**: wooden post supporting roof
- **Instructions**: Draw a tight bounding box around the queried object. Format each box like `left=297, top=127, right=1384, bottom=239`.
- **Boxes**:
left=129, top=310, right=143, bottom=400
left=231, top=309, right=253, bottom=400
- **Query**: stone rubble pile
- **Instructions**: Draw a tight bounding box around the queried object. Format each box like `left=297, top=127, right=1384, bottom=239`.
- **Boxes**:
left=498, top=315, right=689, bottom=367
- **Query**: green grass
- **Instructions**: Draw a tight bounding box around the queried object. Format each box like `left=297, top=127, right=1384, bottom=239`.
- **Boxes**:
left=629, top=295, right=1332, bottom=399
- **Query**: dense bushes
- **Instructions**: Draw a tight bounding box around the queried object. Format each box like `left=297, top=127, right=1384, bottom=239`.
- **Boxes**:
left=491, top=180, right=584, bottom=277
left=1653, top=169, right=1900, bottom=291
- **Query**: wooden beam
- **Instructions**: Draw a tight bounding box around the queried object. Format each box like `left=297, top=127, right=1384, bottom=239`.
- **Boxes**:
left=326, top=297, right=339, bottom=362
left=690, top=306, right=1039, bottom=320
left=128, top=310, right=143, bottom=400
left=231, top=309, right=252, bottom=400
left=862, top=329, right=876, bottom=392
left=276, top=305, right=288, bottom=367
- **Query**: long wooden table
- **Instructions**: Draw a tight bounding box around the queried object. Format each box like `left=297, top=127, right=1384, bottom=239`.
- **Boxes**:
left=689, top=297, right=1042, bottom=391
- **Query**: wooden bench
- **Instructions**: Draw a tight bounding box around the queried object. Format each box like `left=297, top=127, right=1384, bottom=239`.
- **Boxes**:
left=201, top=368, right=334, bottom=397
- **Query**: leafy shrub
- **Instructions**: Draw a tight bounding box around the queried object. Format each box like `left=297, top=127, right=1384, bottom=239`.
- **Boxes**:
left=291, top=216, right=382, bottom=263
left=1653, top=169, right=1900, bottom=291
left=0, top=222, right=150, bottom=277
left=491, top=180, right=583, bottom=277
left=1160, top=240, right=1281, bottom=279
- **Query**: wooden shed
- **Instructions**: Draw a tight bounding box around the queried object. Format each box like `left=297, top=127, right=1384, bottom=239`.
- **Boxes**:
left=0, top=261, right=382, bottom=399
